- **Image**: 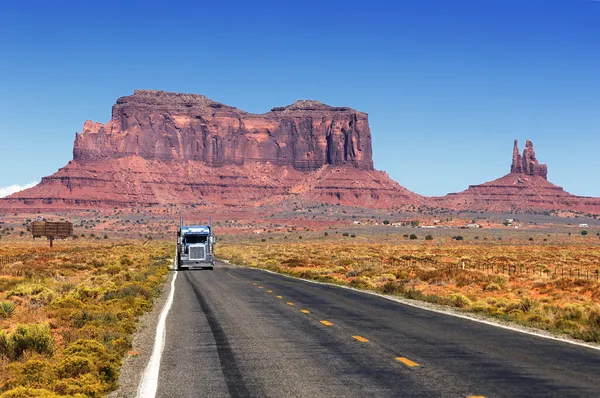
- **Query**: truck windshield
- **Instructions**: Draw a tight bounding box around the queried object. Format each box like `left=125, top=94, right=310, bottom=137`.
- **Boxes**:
left=183, top=234, right=208, bottom=244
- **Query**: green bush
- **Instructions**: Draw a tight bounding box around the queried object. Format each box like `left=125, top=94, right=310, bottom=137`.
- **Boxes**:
left=581, top=230, right=588, bottom=236
left=0, top=301, right=17, bottom=318
left=0, top=324, right=54, bottom=360
left=409, top=234, right=417, bottom=240
left=57, top=356, right=92, bottom=378
left=7, top=284, right=46, bottom=298
left=450, top=293, right=472, bottom=308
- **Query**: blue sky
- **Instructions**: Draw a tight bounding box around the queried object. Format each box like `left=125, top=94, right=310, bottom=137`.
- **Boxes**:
left=1, top=0, right=599, bottom=197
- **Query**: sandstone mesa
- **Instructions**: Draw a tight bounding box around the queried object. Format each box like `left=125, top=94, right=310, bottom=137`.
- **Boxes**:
left=0, top=90, right=418, bottom=210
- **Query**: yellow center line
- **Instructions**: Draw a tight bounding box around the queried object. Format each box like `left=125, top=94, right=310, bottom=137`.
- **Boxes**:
left=258, top=286, right=264, bottom=289
left=267, top=290, right=273, bottom=293
left=467, top=396, right=486, bottom=398
left=287, top=302, right=295, bottom=306
left=300, top=310, right=310, bottom=314
left=352, top=335, right=369, bottom=343
left=320, top=320, right=333, bottom=326
left=396, top=357, right=419, bottom=367
left=252, top=282, right=257, bottom=285
left=276, top=295, right=283, bottom=299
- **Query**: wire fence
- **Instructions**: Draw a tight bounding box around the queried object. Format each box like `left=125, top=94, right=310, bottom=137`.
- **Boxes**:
left=357, top=257, right=600, bottom=282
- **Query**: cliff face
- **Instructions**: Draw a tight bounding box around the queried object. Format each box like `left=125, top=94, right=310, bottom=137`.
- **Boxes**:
left=436, top=140, right=600, bottom=213
left=73, top=90, right=373, bottom=171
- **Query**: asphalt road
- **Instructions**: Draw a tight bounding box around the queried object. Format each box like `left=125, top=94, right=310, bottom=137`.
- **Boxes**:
left=156, top=261, right=600, bottom=397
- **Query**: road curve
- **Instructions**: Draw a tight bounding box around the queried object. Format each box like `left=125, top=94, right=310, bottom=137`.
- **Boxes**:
left=155, top=261, right=600, bottom=397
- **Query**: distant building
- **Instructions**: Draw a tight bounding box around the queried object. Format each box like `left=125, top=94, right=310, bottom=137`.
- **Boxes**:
left=467, top=223, right=481, bottom=228
left=580, top=223, right=589, bottom=228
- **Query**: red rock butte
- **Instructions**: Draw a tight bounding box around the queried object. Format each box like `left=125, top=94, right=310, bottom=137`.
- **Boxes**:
left=0, top=90, right=421, bottom=210
left=436, top=140, right=600, bottom=213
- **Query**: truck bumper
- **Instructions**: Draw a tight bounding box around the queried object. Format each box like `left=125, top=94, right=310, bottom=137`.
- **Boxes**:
left=178, top=256, right=214, bottom=269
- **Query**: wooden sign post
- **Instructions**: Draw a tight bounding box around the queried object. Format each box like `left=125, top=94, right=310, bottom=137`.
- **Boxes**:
left=31, top=221, right=73, bottom=247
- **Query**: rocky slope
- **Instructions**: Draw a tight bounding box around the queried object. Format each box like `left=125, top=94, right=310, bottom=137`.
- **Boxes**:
left=0, top=90, right=420, bottom=210
left=436, top=140, right=600, bottom=213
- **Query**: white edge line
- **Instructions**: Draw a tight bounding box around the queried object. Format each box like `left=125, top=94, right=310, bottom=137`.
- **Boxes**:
left=220, top=260, right=600, bottom=352
left=137, top=270, right=178, bottom=398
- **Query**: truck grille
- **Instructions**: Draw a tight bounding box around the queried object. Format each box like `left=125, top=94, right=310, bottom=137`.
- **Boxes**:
left=189, top=246, right=206, bottom=260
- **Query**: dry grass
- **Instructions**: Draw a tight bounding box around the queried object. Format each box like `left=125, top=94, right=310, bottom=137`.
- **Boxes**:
left=0, top=241, right=171, bottom=397
left=217, top=240, right=600, bottom=343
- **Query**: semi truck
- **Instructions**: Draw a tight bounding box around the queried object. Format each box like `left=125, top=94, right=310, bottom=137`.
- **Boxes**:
left=176, top=217, right=215, bottom=270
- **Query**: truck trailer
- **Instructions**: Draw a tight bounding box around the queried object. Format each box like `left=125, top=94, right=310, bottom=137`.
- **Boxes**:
left=176, top=217, right=215, bottom=270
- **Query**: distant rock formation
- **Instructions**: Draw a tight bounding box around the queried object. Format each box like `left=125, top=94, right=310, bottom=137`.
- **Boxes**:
left=73, top=90, right=373, bottom=171
left=436, top=139, right=600, bottom=213
left=510, top=140, right=547, bottom=179
left=0, top=90, right=420, bottom=210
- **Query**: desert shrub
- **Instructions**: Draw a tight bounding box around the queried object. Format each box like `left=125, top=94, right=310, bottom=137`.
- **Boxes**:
left=471, top=300, right=490, bottom=313
left=119, top=256, right=133, bottom=266
left=349, top=276, right=375, bottom=289
left=57, top=355, right=92, bottom=378
left=381, top=281, right=404, bottom=294
left=404, top=289, right=426, bottom=301
left=484, top=282, right=501, bottom=292
left=49, top=296, right=84, bottom=309
left=425, top=235, right=433, bottom=241
left=377, top=273, right=397, bottom=283
left=0, top=387, right=62, bottom=398
left=0, top=324, right=54, bottom=360
left=518, top=297, right=538, bottom=313
left=581, top=230, right=588, bottom=236
left=7, top=283, right=46, bottom=298
left=561, top=304, right=585, bottom=321
left=342, top=233, right=349, bottom=237
left=281, top=257, right=307, bottom=268
left=453, top=236, right=464, bottom=241
left=0, top=301, right=17, bottom=318
left=0, top=277, right=24, bottom=293
left=118, top=283, right=152, bottom=300
left=345, top=269, right=360, bottom=278
left=409, top=234, right=417, bottom=240
left=4, top=359, right=56, bottom=391
left=450, top=293, right=472, bottom=308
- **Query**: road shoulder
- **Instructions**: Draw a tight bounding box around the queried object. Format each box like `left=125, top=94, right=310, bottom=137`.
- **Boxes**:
left=108, top=270, right=176, bottom=398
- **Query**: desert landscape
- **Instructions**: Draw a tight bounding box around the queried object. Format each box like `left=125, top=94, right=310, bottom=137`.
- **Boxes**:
left=0, top=90, right=599, bottom=397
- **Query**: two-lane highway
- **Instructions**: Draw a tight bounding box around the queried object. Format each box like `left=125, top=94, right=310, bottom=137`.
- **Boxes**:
left=153, top=262, right=600, bottom=397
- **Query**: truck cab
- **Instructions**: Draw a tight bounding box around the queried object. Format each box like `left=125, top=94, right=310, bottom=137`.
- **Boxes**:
left=176, top=224, right=215, bottom=270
